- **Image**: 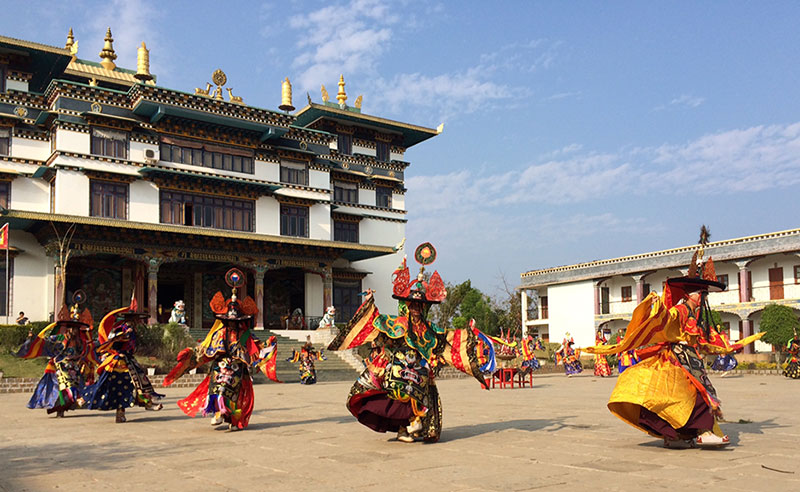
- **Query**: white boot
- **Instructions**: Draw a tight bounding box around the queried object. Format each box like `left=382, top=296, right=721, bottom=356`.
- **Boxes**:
left=210, top=412, right=224, bottom=426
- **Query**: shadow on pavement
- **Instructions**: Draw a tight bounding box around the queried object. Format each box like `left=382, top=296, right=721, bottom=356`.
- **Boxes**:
left=440, top=416, right=577, bottom=442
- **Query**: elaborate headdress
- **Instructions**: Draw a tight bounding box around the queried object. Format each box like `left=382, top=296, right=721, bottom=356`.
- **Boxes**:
left=209, top=268, right=258, bottom=321
left=55, top=290, right=93, bottom=330
left=391, top=242, right=447, bottom=304
left=664, top=225, right=725, bottom=308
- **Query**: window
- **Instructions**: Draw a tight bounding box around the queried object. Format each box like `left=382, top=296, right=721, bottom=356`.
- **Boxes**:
left=643, top=283, right=651, bottom=296
left=540, top=296, right=548, bottom=319
left=795, top=265, right=800, bottom=285
left=621, top=286, right=632, bottom=302
left=716, top=274, right=729, bottom=291
left=334, top=220, right=358, bottom=243
left=0, top=259, right=10, bottom=316
left=333, top=181, right=358, bottom=203
left=160, top=190, right=253, bottom=232
left=0, top=65, right=6, bottom=93
left=333, top=280, right=361, bottom=322
left=600, top=287, right=610, bottom=314
left=90, top=180, right=128, bottom=219
left=376, top=141, right=389, bottom=162
left=0, top=127, right=9, bottom=156
left=376, top=186, right=392, bottom=208
left=91, top=128, right=127, bottom=159
left=280, top=160, right=308, bottom=186
left=337, top=133, right=352, bottom=155
left=280, top=204, right=308, bottom=237
left=0, top=181, right=9, bottom=209
left=159, top=141, right=253, bottom=174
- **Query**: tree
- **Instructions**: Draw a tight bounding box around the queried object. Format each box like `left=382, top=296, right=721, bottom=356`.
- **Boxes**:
left=430, top=280, right=473, bottom=329
left=759, top=304, right=800, bottom=349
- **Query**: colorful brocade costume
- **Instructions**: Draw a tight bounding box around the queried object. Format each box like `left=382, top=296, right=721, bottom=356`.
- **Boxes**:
left=556, top=336, right=583, bottom=376
left=519, top=335, right=541, bottom=373
left=85, top=300, right=164, bottom=420
left=784, top=337, right=800, bottom=379
left=593, top=332, right=612, bottom=377
left=164, top=284, right=280, bottom=431
left=15, top=304, right=98, bottom=416
left=328, top=245, right=494, bottom=443
left=585, top=287, right=763, bottom=445
left=287, top=341, right=326, bottom=384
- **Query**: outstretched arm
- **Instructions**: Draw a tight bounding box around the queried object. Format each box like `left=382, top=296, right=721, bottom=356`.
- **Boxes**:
left=327, top=294, right=381, bottom=351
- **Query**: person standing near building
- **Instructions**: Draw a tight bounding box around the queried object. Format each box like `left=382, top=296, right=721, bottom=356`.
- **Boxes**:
left=593, top=330, right=612, bottom=377
left=585, top=241, right=764, bottom=449
left=784, top=334, right=800, bottom=379
left=163, top=269, right=281, bottom=431
left=327, top=244, right=494, bottom=443
left=85, top=295, right=164, bottom=423
left=14, top=301, right=97, bottom=417
left=287, top=335, right=326, bottom=384
left=556, top=333, right=583, bottom=376
left=16, top=311, right=29, bottom=325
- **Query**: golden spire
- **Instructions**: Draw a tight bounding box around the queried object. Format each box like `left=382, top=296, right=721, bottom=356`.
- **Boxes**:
left=279, top=77, right=295, bottom=112
left=135, top=42, right=153, bottom=81
left=321, top=84, right=329, bottom=102
left=65, top=28, right=74, bottom=50
left=336, top=74, right=347, bottom=107
left=98, top=27, right=117, bottom=71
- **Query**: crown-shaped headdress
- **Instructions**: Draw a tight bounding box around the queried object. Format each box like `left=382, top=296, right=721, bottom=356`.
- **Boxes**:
left=55, top=290, right=94, bottom=329
left=209, top=268, right=259, bottom=321
left=391, top=242, right=447, bottom=304
left=664, top=225, right=725, bottom=309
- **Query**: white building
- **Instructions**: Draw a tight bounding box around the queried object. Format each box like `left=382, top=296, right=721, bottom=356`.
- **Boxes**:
left=0, top=30, right=440, bottom=328
left=519, top=229, right=800, bottom=353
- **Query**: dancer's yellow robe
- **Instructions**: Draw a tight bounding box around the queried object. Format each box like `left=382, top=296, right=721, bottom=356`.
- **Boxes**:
left=585, top=292, right=763, bottom=436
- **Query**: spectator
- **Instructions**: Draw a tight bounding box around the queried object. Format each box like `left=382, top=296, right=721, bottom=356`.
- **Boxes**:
left=16, top=311, right=29, bottom=325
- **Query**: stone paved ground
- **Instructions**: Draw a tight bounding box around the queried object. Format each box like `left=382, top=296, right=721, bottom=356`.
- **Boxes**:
left=1, top=372, right=798, bottom=491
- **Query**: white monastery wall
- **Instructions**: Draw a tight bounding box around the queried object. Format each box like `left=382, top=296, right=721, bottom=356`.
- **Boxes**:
left=128, top=180, right=160, bottom=223
left=548, top=280, right=595, bottom=348
left=359, top=188, right=376, bottom=207
left=254, top=160, right=280, bottom=182
left=6, top=80, right=28, bottom=92
left=11, top=231, right=50, bottom=322
left=309, top=203, right=331, bottom=240
left=304, top=273, right=323, bottom=317
left=130, top=140, right=157, bottom=164
left=10, top=177, right=49, bottom=212
left=308, top=169, right=329, bottom=189
left=352, top=143, right=374, bottom=157
left=255, top=196, right=280, bottom=235
left=10, top=137, right=48, bottom=160
left=53, top=170, right=89, bottom=216
left=392, top=193, right=405, bottom=211
left=55, top=128, right=88, bottom=153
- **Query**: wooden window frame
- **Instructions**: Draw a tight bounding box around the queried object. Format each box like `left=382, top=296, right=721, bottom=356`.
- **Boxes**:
left=376, top=186, right=392, bottom=208
left=280, top=204, right=309, bottom=237
left=716, top=274, right=729, bottom=291
left=621, top=285, right=632, bottom=302
left=0, top=127, right=10, bottom=156
left=159, top=141, right=254, bottom=174
left=90, top=180, right=128, bottom=219
left=337, top=133, right=352, bottom=155
left=376, top=141, right=389, bottom=162
left=333, top=220, right=358, bottom=243
left=794, top=265, right=800, bottom=285
left=91, top=127, right=128, bottom=159
left=280, top=160, right=308, bottom=186
left=333, top=181, right=358, bottom=204
left=159, top=190, right=254, bottom=232
left=333, top=279, right=361, bottom=322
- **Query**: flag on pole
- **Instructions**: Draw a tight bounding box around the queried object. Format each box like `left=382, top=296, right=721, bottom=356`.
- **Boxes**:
left=0, top=223, right=8, bottom=250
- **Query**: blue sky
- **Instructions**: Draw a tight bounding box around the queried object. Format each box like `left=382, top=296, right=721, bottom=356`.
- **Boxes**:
left=3, top=1, right=800, bottom=296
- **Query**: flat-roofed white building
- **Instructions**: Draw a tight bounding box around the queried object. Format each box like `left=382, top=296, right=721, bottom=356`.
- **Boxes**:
left=518, top=229, right=800, bottom=353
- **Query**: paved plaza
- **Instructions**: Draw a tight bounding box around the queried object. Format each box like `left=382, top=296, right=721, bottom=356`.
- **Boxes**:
left=1, top=372, right=799, bottom=491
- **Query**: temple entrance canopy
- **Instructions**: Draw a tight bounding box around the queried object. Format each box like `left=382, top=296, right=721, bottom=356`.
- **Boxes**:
left=6, top=210, right=394, bottom=329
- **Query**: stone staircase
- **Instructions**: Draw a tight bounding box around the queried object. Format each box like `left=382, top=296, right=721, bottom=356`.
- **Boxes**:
left=186, top=328, right=361, bottom=383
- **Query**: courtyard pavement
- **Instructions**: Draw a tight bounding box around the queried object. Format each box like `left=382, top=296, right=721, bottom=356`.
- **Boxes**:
left=1, top=372, right=798, bottom=491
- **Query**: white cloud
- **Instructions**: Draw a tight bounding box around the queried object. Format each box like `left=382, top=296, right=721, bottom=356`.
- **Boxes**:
left=654, top=93, right=706, bottom=111
left=543, top=91, right=582, bottom=102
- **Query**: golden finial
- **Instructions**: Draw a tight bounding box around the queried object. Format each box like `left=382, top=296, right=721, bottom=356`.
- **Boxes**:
left=279, top=77, right=295, bottom=112
left=354, top=95, right=362, bottom=109
left=89, top=77, right=98, bottom=87
left=134, top=42, right=153, bottom=82
left=321, top=84, right=329, bottom=103
left=337, top=74, right=347, bottom=107
left=98, top=27, right=117, bottom=70
left=65, top=28, right=74, bottom=50
left=436, top=123, right=444, bottom=134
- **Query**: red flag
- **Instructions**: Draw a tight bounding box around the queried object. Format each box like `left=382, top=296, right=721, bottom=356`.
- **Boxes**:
left=0, top=223, right=8, bottom=250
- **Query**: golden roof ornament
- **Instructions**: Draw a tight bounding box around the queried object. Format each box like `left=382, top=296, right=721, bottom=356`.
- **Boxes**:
left=337, top=74, right=347, bottom=107
left=321, top=84, right=329, bottom=103
left=65, top=28, right=74, bottom=50
left=279, top=77, right=295, bottom=112
left=211, top=69, right=226, bottom=100
left=98, top=27, right=117, bottom=70
left=354, top=95, right=362, bottom=109
left=134, top=42, right=153, bottom=82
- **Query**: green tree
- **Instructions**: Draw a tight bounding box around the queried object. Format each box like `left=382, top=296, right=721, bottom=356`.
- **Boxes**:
left=759, top=304, right=800, bottom=349
left=430, top=280, right=473, bottom=329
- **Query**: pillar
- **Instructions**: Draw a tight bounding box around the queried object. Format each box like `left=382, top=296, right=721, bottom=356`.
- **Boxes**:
left=741, top=318, right=754, bottom=355
left=53, top=264, right=65, bottom=312
left=322, top=264, right=333, bottom=311
left=193, top=271, right=203, bottom=330
left=520, top=289, right=528, bottom=337
left=735, top=261, right=751, bottom=303
left=632, top=274, right=646, bottom=303
left=594, top=283, right=601, bottom=315
left=254, top=265, right=267, bottom=330
left=147, top=257, right=161, bottom=325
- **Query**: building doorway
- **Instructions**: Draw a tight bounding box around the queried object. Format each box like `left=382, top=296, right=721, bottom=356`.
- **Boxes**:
left=769, top=267, right=784, bottom=300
